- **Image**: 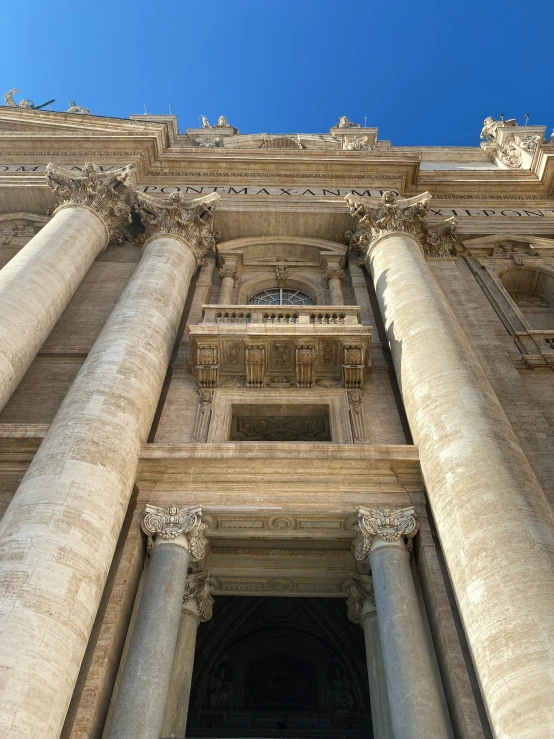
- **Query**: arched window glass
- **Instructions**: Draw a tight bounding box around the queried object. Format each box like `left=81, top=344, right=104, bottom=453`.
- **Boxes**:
left=249, top=288, right=315, bottom=306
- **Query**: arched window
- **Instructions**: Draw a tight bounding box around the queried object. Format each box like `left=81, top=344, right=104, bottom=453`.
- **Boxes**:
left=249, top=288, right=315, bottom=306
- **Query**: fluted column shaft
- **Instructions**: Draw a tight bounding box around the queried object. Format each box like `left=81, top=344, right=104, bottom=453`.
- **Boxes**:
left=367, top=229, right=554, bottom=738
left=0, top=224, right=204, bottom=738
left=0, top=163, right=135, bottom=413
left=359, top=600, right=393, bottom=739
left=369, top=535, right=449, bottom=739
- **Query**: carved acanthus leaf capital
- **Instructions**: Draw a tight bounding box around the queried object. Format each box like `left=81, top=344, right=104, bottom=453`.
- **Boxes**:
left=141, top=504, right=208, bottom=560
left=135, top=190, right=220, bottom=262
left=183, top=570, right=215, bottom=622
left=345, top=190, right=430, bottom=249
left=342, top=573, right=375, bottom=623
left=345, top=190, right=458, bottom=259
left=219, top=266, right=238, bottom=280
left=355, top=506, right=418, bottom=560
left=325, top=268, right=345, bottom=282
left=45, top=162, right=136, bottom=240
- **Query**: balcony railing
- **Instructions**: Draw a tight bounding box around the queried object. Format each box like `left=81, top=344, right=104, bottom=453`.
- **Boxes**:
left=200, top=305, right=361, bottom=326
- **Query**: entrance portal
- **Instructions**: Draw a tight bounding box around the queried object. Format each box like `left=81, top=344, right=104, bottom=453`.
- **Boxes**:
left=185, top=596, right=373, bottom=738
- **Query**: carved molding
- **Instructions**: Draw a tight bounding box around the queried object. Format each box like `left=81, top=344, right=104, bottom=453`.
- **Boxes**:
left=135, top=190, right=219, bottom=261
left=184, top=570, right=215, bottom=622
left=342, top=573, right=375, bottom=623
left=218, top=266, right=238, bottom=281
left=354, top=506, right=418, bottom=560
left=295, top=345, right=315, bottom=388
left=347, top=389, right=367, bottom=442
left=141, top=504, right=208, bottom=560
left=245, top=345, right=266, bottom=388
left=193, top=388, right=214, bottom=441
left=196, top=345, right=219, bottom=388
left=45, top=162, right=135, bottom=240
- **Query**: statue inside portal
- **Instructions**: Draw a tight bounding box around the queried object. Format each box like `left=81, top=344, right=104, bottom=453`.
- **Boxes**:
left=331, top=664, right=355, bottom=709
left=208, top=663, right=233, bottom=707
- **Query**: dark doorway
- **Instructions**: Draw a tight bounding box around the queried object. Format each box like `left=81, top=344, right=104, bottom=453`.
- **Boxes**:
left=184, top=596, right=373, bottom=738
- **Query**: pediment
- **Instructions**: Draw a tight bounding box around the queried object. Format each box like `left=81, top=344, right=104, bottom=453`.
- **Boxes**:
left=0, top=107, right=169, bottom=137
left=461, top=233, right=554, bottom=256
left=217, top=236, right=348, bottom=267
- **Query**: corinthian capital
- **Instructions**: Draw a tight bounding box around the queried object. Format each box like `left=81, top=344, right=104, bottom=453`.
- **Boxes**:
left=184, top=570, right=215, bottom=622
left=136, top=191, right=220, bottom=262
left=355, top=506, right=418, bottom=560
left=345, top=191, right=430, bottom=250
left=141, top=504, right=208, bottom=560
left=46, top=162, right=136, bottom=240
left=341, top=573, right=375, bottom=623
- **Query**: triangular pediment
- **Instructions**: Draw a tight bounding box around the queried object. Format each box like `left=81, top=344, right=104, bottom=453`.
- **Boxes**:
left=461, top=233, right=554, bottom=256
left=0, top=106, right=169, bottom=137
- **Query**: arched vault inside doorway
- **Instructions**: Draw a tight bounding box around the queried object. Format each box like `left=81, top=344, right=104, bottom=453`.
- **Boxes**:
left=185, top=596, right=373, bottom=738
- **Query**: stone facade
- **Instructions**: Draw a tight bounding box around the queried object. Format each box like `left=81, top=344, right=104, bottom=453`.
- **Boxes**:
left=0, top=108, right=553, bottom=739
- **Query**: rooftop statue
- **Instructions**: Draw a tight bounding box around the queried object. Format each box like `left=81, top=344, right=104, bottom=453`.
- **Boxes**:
left=480, top=115, right=517, bottom=142
left=215, top=115, right=232, bottom=128
left=335, top=115, right=361, bottom=129
left=5, top=88, right=35, bottom=109
left=4, top=88, right=55, bottom=111
left=201, top=115, right=212, bottom=128
left=66, top=101, right=90, bottom=115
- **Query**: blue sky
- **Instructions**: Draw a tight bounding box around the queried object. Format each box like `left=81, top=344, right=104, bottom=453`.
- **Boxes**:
left=2, top=0, right=553, bottom=146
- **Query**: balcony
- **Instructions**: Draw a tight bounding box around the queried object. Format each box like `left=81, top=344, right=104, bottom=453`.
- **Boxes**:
left=188, top=305, right=372, bottom=390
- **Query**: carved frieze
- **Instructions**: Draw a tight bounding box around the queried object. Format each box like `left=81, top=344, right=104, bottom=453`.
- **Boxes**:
left=196, top=345, right=219, bottom=388
left=342, top=344, right=365, bottom=389
left=45, top=162, right=135, bottom=240
left=135, top=190, right=219, bottom=261
left=245, top=345, right=266, bottom=388
left=295, top=345, right=315, bottom=388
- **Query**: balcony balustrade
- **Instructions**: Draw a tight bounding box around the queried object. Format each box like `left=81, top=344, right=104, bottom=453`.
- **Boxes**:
left=188, top=305, right=372, bottom=390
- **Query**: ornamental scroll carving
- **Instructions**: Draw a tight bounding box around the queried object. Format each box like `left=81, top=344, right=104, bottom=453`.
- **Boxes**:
left=345, top=190, right=458, bottom=259
left=45, top=162, right=135, bottom=241
left=135, top=190, right=220, bottom=262
left=355, top=505, right=418, bottom=561
left=141, top=504, right=208, bottom=560
left=342, top=573, right=375, bottom=623
left=184, top=570, right=215, bottom=622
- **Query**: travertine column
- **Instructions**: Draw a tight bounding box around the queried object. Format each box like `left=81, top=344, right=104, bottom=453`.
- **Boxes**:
left=355, top=507, right=449, bottom=739
left=108, top=507, right=208, bottom=739
left=0, top=191, right=219, bottom=739
left=343, top=573, right=392, bottom=739
left=218, top=262, right=237, bottom=304
left=162, top=570, right=215, bottom=738
left=346, top=190, right=554, bottom=739
left=0, top=162, right=135, bottom=412
left=325, top=266, right=345, bottom=304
